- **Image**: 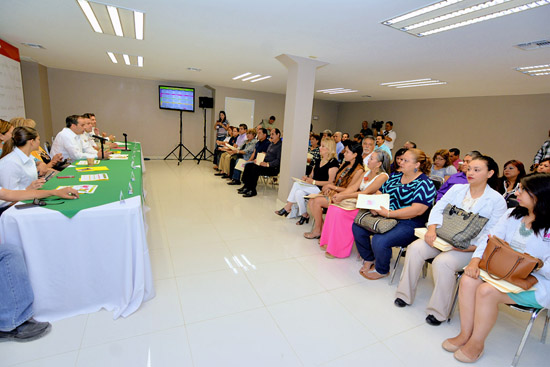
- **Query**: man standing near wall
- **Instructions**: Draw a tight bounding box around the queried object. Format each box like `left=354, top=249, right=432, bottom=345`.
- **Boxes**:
left=532, top=129, right=550, bottom=171
left=383, top=121, right=396, bottom=152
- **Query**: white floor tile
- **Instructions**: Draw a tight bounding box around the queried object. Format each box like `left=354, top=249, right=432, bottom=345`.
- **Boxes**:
left=296, top=253, right=364, bottom=290
left=80, top=278, right=184, bottom=348
left=244, top=259, right=325, bottom=305
left=321, top=342, right=404, bottom=367
left=176, top=269, right=263, bottom=324
left=170, top=240, right=234, bottom=276
left=268, top=293, right=377, bottom=365
left=149, top=248, right=175, bottom=280
left=186, top=308, right=301, bottom=367
left=7, top=351, right=78, bottom=367
left=76, top=326, right=193, bottom=367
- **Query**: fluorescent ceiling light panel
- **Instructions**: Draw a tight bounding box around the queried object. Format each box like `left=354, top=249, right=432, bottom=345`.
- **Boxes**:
left=241, top=74, right=261, bottom=81
left=382, top=78, right=447, bottom=88
left=232, top=72, right=251, bottom=80
left=77, top=0, right=103, bottom=33
left=316, top=88, right=358, bottom=94
left=134, top=11, right=144, bottom=40
left=123, top=54, right=130, bottom=65
left=107, top=6, right=123, bottom=36
left=380, top=78, right=431, bottom=85
left=382, top=0, right=550, bottom=37
left=516, top=63, right=550, bottom=70
left=250, top=76, right=272, bottom=82
left=107, top=52, right=117, bottom=63
left=137, top=56, right=143, bottom=67
left=396, top=82, right=448, bottom=88
left=515, top=63, right=550, bottom=75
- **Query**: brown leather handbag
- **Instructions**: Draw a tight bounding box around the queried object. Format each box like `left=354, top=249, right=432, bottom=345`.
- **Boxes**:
left=479, top=236, right=543, bottom=290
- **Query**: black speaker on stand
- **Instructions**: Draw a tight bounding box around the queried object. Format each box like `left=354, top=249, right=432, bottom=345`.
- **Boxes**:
left=194, top=97, right=214, bottom=164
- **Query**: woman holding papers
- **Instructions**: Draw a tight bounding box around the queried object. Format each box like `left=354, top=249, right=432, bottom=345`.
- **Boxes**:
left=443, top=174, right=550, bottom=363
left=303, top=143, right=364, bottom=239
left=394, top=155, right=507, bottom=326
left=321, top=151, right=390, bottom=258
left=275, top=138, right=339, bottom=224
left=353, top=149, right=436, bottom=280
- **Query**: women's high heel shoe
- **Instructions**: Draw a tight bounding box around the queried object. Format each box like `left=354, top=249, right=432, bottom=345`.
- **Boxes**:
left=274, top=208, right=289, bottom=217
left=296, top=216, right=310, bottom=225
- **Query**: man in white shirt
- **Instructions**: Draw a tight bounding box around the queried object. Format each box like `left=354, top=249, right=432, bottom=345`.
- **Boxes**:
left=383, top=121, right=396, bottom=151
left=51, top=115, right=109, bottom=162
left=81, top=116, right=98, bottom=156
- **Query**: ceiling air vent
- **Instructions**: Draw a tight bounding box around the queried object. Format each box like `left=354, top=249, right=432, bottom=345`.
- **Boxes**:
left=515, top=39, right=550, bottom=51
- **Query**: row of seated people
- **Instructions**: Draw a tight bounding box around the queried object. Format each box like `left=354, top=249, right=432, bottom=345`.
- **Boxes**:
left=0, top=114, right=113, bottom=213
left=276, top=134, right=550, bottom=364
left=0, top=112, right=121, bottom=341
left=212, top=124, right=282, bottom=198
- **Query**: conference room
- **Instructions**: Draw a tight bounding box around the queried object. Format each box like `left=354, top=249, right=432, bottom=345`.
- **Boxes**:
left=0, top=0, right=549, bottom=366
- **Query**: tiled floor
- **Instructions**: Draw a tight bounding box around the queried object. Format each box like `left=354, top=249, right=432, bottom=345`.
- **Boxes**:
left=1, top=160, right=549, bottom=366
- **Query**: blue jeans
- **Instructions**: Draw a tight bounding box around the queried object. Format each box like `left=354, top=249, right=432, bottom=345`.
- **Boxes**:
left=352, top=220, right=418, bottom=275
left=0, top=243, right=34, bottom=331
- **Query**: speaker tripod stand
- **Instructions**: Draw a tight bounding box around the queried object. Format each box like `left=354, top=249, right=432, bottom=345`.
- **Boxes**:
left=194, top=108, right=214, bottom=164
left=164, top=110, right=197, bottom=165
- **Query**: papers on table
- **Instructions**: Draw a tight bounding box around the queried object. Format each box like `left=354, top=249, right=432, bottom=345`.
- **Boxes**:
left=414, top=227, right=454, bottom=252
left=109, top=154, right=129, bottom=160
left=75, top=166, right=109, bottom=172
left=255, top=152, right=266, bottom=165
left=356, top=194, right=390, bottom=210
left=478, top=269, right=536, bottom=294
left=56, top=185, right=98, bottom=194
left=79, top=174, right=109, bottom=182
left=76, top=160, right=100, bottom=165
left=292, top=177, right=317, bottom=187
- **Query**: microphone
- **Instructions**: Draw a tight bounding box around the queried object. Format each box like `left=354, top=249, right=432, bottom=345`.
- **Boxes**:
left=120, top=132, right=131, bottom=151
left=92, top=134, right=108, bottom=141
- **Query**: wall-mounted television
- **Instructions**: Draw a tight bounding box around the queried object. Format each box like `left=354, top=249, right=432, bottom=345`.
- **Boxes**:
left=159, top=85, right=195, bottom=112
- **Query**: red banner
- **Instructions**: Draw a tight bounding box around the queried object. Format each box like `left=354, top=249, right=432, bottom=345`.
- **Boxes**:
left=0, top=39, right=20, bottom=62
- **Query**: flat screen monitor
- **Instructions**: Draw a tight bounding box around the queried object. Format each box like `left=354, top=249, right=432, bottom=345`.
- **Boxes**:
left=159, top=85, right=195, bottom=112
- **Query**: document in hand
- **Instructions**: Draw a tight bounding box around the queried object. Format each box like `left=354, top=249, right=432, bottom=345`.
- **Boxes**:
left=224, top=143, right=238, bottom=151
left=235, top=159, right=249, bottom=171
left=255, top=152, right=266, bottom=165
left=414, top=227, right=453, bottom=252
left=356, top=194, right=390, bottom=210
left=292, top=177, right=316, bottom=187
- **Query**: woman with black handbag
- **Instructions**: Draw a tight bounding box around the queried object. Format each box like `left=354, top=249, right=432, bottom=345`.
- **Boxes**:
left=394, top=155, right=507, bottom=326
left=353, top=149, right=436, bottom=280
left=443, top=174, right=550, bottom=363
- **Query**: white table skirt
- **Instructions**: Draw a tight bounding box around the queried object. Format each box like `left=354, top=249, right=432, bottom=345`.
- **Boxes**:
left=0, top=196, right=154, bottom=322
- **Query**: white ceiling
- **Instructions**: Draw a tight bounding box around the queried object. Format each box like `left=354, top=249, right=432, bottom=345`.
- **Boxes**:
left=1, top=0, right=549, bottom=102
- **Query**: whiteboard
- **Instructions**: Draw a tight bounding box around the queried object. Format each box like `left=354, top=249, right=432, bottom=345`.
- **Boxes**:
left=225, top=97, right=254, bottom=127
left=0, top=52, right=25, bottom=120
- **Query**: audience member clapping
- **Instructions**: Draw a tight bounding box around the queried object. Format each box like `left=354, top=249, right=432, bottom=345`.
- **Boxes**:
left=353, top=149, right=436, bottom=280
left=431, top=149, right=457, bottom=182
left=303, top=143, right=365, bottom=239
left=275, top=138, right=339, bottom=225
left=321, top=151, right=391, bottom=258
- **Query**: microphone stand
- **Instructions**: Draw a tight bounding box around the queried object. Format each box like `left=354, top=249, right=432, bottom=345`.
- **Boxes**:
left=120, top=133, right=131, bottom=151
left=92, top=135, right=108, bottom=159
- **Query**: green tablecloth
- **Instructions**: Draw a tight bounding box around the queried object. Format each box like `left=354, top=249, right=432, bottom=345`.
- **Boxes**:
left=32, top=142, right=143, bottom=218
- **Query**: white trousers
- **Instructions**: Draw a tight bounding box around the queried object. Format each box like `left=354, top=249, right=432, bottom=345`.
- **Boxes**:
left=395, top=238, right=473, bottom=321
left=286, top=182, right=320, bottom=216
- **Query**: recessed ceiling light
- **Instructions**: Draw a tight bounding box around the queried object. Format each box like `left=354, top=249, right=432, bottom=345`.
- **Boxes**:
left=382, top=0, right=550, bottom=37
left=515, top=63, right=550, bottom=76
left=21, top=42, right=46, bottom=49
left=232, top=72, right=251, bottom=80
left=137, top=56, right=143, bottom=67
left=381, top=78, right=447, bottom=88
left=77, top=0, right=145, bottom=40
left=122, top=54, right=130, bottom=65
left=250, top=76, right=272, bottom=83
left=241, top=74, right=261, bottom=81
left=317, top=88, right=358, bottom=94
left=107, top=52, right=117, bottom=63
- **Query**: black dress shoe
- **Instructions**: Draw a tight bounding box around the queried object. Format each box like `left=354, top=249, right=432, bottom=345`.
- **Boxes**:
left=237, top=186, right=247, bottom=193
left=221, top=174, right=230, bottom=179
left=243, top=190, right=257, bottom=197
left=0, top=319, right=52, bottom=342
left=426, top=314, right=442, bottom=326
left=214, top=172, right=224, bottom=176
left=227, top=180, right=241, bottom=185
left=394, top=298, right=409, bottom=308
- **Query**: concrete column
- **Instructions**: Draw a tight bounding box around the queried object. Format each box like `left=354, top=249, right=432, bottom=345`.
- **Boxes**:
left=276, top=54, right=328, bottom=202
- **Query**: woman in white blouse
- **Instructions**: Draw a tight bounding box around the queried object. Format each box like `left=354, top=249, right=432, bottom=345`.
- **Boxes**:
left=0, top=127, right=45, bottom=197
left=395, top=156, right=507, bottom=326
left=443, top=173, right=550, bottom=363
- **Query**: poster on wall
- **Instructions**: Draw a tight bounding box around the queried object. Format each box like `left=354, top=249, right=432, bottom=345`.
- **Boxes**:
left=0, top=39, right=25, bottom=120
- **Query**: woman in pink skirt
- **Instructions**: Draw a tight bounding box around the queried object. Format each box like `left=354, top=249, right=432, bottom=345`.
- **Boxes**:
left=321, top=150, right=391, bottom=258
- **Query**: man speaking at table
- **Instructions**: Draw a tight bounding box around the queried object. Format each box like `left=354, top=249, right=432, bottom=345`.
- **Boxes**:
left=51, top=115, right=110, bottom=162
